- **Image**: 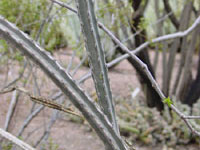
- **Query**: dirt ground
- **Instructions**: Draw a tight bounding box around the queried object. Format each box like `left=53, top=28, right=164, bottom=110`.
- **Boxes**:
left=0, top=49, right=199, bottom=150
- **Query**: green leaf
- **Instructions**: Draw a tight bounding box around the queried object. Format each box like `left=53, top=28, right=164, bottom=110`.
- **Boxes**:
left=163, top=96, right=173, bottom=107
left=14, top=53, right=23, bottom=62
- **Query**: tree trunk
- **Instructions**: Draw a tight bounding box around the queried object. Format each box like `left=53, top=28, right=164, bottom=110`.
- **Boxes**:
left=183, top=51, right=200, bottom=106
left=118, top=0, right=164, bottom=111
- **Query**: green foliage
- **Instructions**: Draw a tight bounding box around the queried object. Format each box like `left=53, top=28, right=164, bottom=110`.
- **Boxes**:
left=138, top=17, right=149, bottom=31
left=1, top=143, right=13, bottom=150
left=0, top=0, right=47, bottom=31
left=14, top=52, right=24, bottom=62
left=0, top=40, right=8, bottom=53
left=0, top=40, right=9, bottom=64
left=0, top=0, right=68, bottom=54
left=99, top=73, right=103, bottom=80
left=42, top=138, right=59, bottom=150
left=163, top=97, right=173, bottom=107
left=43, top=20, right=68, bottom=52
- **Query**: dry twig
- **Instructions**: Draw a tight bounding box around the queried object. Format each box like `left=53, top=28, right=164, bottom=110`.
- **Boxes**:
left=0, top=86, right=82, bottom=118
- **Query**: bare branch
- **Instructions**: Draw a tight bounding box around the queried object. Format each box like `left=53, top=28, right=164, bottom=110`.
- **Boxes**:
left=163, top=0, right=179, bottom=29
left=35, top=2, right=54, bottom=41
left=0, top=128, right=36, bottom=150
left=108, top=16, right=200, bottom=67
left=99, top=19, right=200, bottom=137
left=1, top=61, right=27, bottom=90
left=4, top=90, right=18, bottom=131
left=51, top=0, right=77, bottom=13
left=78, top=16, right=200, bottom=84
left=184, top=116, right=200, bottom=119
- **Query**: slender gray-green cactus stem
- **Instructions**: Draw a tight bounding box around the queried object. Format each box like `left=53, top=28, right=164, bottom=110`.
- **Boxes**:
left=0, top=16, right=128, bottom=150
left=75, top=0, right=119, bottom=134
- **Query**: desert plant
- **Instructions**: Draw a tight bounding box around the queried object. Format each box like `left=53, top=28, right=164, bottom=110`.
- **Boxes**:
left=0, top=0, right=200, bottom=150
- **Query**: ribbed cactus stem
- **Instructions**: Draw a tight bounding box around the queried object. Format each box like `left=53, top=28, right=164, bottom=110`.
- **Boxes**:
left=0, top=15, right=127, bottom=150
left=75, top=0, right=119, bottom=135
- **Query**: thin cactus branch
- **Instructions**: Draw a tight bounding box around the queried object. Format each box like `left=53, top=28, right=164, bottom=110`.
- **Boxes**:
left=105, top=15, right=200, bottom=68
left=0, top=128, right=36, bottom=150
left=0, top=16, right=128, bottom=150
left=78, top=16, right=200, bottom=137
left=35, top=2, right=54, bottom=41
left=75, top=0, right=119, bottom=134
left=77, top=15, right=200, bottom=83
left=2, top=60, right=27, bottom=90
left=97, top=19, right=200, bottom=137
left=4, top=90, right=18, bottom=131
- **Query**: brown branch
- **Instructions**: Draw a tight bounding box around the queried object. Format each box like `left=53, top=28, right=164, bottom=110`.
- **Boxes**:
left=0, top=86, right=82, bottom=118
left=163, top=0, right=180, bottom=29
